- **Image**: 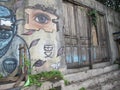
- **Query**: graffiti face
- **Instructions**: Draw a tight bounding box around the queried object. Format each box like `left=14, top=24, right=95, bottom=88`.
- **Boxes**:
left=0, top=6, right=16, bottom=57
left=44, top=44, right=54, bottom=58
left=25, top=8, right=57, bottom=32
left=0, top=5, right=30, bottom=77
left=0, top=19, right=15, bottom=49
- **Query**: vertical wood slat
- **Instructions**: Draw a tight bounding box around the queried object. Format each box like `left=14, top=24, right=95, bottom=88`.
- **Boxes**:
left=77, top=7, right=89, bottom=65
left=63, top=3, right=69, bottom=35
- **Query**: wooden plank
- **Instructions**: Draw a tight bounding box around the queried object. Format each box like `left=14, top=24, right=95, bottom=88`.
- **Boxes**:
left=63, top=3, right=70, bottom=35
left=77, top=7, right=88, bottom=38
left=67, top=3, right=76, bottom=36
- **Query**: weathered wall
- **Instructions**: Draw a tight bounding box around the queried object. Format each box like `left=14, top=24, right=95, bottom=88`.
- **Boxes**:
left=0, top=0, right=66, bottom=77
left=21, top=0, right=65, bottom=74
left=106, top=9, right=120, bottom=63
left=0, top=0, right=119, bottom=78
left=0, top=0, right=29, bottom=77
left=0, top=0, right=120, bottom=90
left=0, top=0, right=65, bottom=77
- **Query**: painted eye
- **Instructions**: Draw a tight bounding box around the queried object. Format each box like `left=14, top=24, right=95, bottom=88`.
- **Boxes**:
left=35, top=13, right=50, bottom=24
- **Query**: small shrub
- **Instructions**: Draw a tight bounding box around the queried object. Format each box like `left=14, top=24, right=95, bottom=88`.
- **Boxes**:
left=79, top=87, right=86, bottom=90
left=0, top=74, right=3, bottom=79
left=49, top=88, right=56, bottom=90
left=64, top=79, right=69, bottom=85
left=24, top=70, right=65, bottom=87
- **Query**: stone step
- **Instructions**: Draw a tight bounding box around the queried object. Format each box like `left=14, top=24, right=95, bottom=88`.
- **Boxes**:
left=1, top=64, right=119, bottom=90
left=62, top=68, right=120, bottom=90
left=87, top=71, right=120, bottom=90
left=64, top=64, right=119, bottom=83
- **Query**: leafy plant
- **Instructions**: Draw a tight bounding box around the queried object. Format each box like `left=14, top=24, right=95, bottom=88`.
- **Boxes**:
left=49, top=88, right=56, bottom=90
left=64, top=79, right=69, bottom=85
left=0, top=74, right=3, bottom=79
left=24, top=70, right=65, bottom=87
left=79, top=87, right=86, bottom=90
left=20, top=55, right=31, bottom=74
left=88, top=9, right=98, bottom=26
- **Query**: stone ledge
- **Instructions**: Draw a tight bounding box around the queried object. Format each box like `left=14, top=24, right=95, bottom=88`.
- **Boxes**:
left=62, top=70, right=120, bottom=90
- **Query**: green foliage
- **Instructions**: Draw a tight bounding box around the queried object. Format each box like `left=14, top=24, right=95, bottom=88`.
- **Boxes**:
left=24, top=70, right=64, bottom=87
left=24, top=60, right=31, bottom=67
left=49, top=88, right=56, bottom=90
left=79, top=87, right=86, bottom=90
left=64, top=79, right=69, bottom=85
left=21, top=56, right=31, bottom=73
left=0, top=74, right=3, bottom=79
left=88, top=9, right=98, bottom=26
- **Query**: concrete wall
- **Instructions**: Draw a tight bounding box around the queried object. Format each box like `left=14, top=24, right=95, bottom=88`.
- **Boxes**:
left=0, top=0, right=66, bottom=77
left=106, top=9, right=120, bottom=63
left=19, top=0, right=66, bottom=74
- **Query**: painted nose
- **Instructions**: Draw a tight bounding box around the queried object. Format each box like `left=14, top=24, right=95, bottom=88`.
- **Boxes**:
left=3, top=58, right=17, bottom=73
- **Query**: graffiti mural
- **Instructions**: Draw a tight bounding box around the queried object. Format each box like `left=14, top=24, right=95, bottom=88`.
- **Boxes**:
left=57, top=47, right=64, bottom=57
left=25, top=4, right=58, bottom=32
left=21, top=4, right=61, bottom=72
left=13, top=0, right=24, bottom=12
left=44, top=44, right=54, bottom=58
left=51, top=62, right=60, bottom=69
left=0, top=5, right=29, bottom=77
left=33, top=59, right=46, bottom=67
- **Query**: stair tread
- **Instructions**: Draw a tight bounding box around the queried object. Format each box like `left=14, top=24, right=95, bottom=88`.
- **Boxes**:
left=63, top=69, right=120, bottom=90
left=64, top=64, right=119, bottom=83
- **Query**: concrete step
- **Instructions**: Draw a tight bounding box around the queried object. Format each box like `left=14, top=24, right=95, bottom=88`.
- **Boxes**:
left=62, top=66, right=120, bottom=90
left=87, top=71, right=120, bottom=90
left=65, top=62, right=111, bottom=74
left=64, top=64, right=119, bottom=83
left=1, top=64, right=119, bottom=90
